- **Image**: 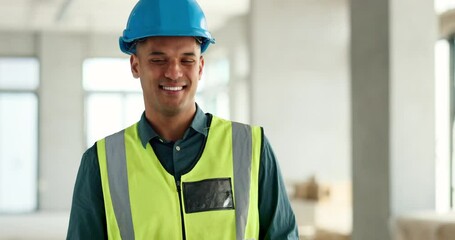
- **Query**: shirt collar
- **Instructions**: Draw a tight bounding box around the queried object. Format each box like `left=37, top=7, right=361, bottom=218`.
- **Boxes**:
left=137, top=104, right=208, bottom=148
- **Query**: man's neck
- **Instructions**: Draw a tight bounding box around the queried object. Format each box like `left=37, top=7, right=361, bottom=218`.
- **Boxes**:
left=146, top=107, right=196, bottom=142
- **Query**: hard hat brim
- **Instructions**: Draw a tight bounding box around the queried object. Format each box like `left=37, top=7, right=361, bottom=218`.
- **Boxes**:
left=119, top=34, right=215, bottom=55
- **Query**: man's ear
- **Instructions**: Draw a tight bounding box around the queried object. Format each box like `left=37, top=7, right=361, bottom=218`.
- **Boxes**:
left=130, top=54, right=140, bottom=79
left=198, top=56, right=205, bottom=80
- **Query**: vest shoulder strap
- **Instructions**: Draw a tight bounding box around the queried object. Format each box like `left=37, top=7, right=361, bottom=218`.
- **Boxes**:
left=231, top=121, right=253, bottom=240
left=105, top=129, right=135, bottom=240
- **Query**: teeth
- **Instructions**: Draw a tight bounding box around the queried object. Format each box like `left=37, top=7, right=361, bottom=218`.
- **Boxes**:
left=162, top=86, right=183, bottom=91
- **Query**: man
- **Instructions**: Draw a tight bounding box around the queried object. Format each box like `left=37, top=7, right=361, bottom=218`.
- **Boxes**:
left=67, top=0, right=299, bottom=239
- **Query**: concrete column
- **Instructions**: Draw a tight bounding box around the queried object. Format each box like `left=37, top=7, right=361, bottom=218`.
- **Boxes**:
left=351, top=0, right=390, bottom=238
left=38, top=32, right=86, bottom=210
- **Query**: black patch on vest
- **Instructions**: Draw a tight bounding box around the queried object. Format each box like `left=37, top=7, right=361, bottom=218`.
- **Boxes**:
left=183, top=178, right=234, bottom=213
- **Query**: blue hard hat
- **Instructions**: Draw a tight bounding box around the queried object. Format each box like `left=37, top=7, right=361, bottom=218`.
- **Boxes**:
left=119, top=0, right=216, bottom=55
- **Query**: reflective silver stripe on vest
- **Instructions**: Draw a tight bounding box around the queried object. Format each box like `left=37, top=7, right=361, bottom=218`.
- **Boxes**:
left=232, top=122, right=252, bottom=240
left=105, top=130, right=135, bottom=240
left=104, top=121, right=253, bottom=240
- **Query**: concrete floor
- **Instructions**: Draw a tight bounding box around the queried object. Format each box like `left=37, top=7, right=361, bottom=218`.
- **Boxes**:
left=0, top=212, right=68, bottom=240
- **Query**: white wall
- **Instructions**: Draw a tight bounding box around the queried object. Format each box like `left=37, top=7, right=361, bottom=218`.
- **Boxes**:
left=250, top=0, right=350, bottom=182
left=390, top=0, right=436, bottom=216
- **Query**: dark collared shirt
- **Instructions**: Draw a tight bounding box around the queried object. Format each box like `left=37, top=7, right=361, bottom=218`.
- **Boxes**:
left=137, top=106, right=208, bottom=181
left=67, top=106, right=299, bottom=240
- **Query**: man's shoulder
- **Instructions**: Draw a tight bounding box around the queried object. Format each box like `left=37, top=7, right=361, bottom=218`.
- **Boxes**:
left=82, top=142, right=99, bottom=163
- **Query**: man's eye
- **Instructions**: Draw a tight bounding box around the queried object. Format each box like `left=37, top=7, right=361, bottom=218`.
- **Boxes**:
left=150, top=59, right=165, bottom=64
left=182, top=59, right=195, bottom=64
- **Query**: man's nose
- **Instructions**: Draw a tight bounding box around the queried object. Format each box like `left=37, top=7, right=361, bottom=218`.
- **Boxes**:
left=164, top=61, right=183, bottom=80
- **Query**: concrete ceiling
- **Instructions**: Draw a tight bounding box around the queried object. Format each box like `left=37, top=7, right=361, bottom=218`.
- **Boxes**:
left=0, top=0, right=249, bottom=33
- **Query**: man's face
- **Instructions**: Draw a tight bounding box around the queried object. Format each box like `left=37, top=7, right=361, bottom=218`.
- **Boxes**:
left=130, top=36, right=204, bottom=118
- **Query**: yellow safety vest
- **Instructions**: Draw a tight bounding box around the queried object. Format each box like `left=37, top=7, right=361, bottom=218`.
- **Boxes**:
left=97, top=116, right=262, bottom=240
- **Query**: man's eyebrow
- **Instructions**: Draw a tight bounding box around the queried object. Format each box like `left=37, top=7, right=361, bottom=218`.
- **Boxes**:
left=183, top=52, right=197, bottom=56
left=147, top=52, right=196, bottom=56
left=149, top=51, right=165, bottom=55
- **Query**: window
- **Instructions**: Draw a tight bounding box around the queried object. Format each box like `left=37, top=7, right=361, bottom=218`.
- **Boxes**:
left=435, top=39, right=451, bottom=211
left=0, top=57, right=39, bottom=213
left=197, top=58, right=230, bottom=119
left=435, top=0, right=455, bottom=13
left=434, top=0, right=455, bottom=210
left=435, top=37, right=455, bottom=211
left=447, top=38, right=455, bottom=210
left=83, top=58, right=143, bottom=147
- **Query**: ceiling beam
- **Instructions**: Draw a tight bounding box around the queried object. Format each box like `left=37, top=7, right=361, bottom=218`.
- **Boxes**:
left=55, top=0, right=74, bottom=22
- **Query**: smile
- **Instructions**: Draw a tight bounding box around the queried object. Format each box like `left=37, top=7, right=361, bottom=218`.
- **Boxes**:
left=161, top=86, right=184, bottom=91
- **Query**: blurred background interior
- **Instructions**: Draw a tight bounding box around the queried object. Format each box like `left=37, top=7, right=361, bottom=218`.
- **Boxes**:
left=1, top=0, right=455, bottom=239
